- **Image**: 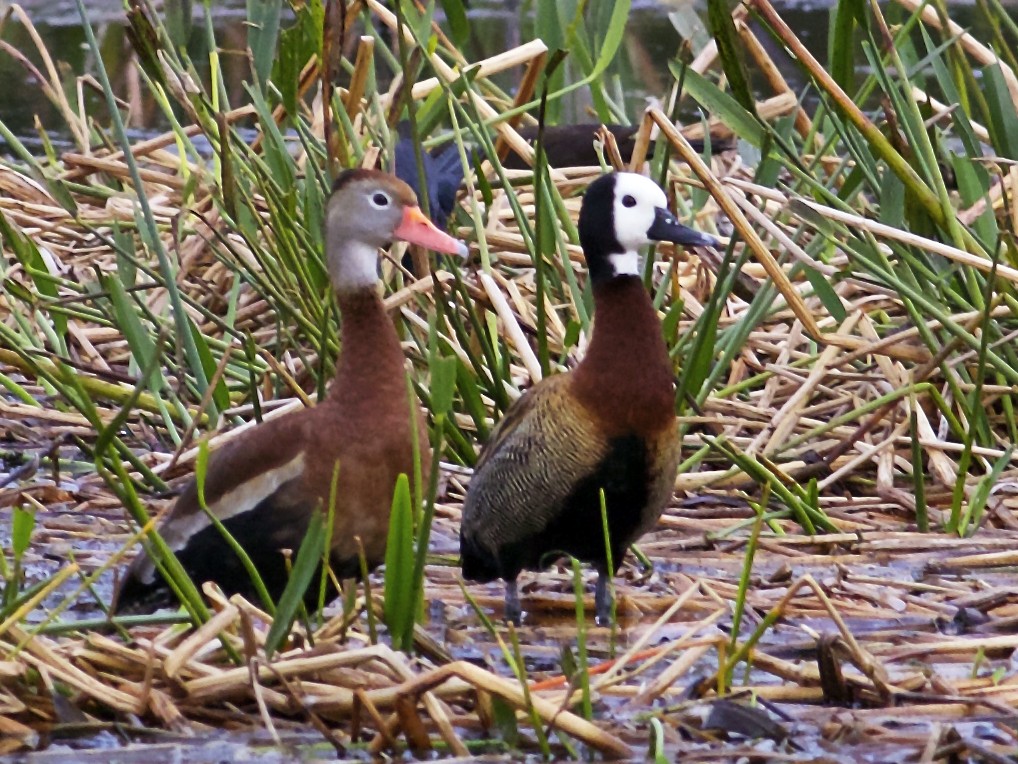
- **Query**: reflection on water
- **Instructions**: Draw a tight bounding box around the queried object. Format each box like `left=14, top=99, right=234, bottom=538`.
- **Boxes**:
left=0, top=0, right=1016, bottom=148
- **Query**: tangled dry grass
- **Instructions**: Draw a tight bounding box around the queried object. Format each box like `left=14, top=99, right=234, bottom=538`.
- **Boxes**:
left=2, top=0, right=1018, bottom=760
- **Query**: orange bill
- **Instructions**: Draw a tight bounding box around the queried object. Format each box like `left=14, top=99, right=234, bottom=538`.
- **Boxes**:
left=393, top=206, right=469, bottom=257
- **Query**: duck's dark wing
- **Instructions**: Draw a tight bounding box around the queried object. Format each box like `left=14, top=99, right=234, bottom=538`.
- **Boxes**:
left=502, top=124, right=732, bottom=170
left=114, top=471, right=322, bottom=613
left=114, top=418, right=322, bottom=613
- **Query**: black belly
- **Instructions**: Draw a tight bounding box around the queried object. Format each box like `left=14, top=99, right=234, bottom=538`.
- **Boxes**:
left=174, top=508, right=326, bottom=607
left=117, top=494, right=359, bottom=613
left=467, top=434, right=652, bottom=583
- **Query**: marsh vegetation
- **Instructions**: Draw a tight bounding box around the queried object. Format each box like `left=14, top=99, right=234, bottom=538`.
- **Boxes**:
left=2, top=0, right=1018, bottom=760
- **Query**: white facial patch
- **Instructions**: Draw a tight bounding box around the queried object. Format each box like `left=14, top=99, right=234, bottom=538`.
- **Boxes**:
left=612, top=172, right=668, bottom=253
left=135, top=452, right=307, bottom=584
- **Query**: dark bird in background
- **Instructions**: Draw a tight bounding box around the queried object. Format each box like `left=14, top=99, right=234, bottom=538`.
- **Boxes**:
left=459, top=171, right=719, bottom=624
left=502, top=124, right=733, bottom=170
left=391, top=122, right=730, bottom=234
left=393, top=123, right=466, bottom=231
left=114, top=169, right=467, bottom=614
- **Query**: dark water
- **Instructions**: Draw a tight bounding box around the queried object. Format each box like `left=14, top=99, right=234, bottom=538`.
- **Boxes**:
left=0, top=1, right=832, bottom=147
left=2, top=0, right=1016, bottom=150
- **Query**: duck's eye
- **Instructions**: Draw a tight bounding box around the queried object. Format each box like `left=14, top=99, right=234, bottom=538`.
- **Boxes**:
left=371, top=192, right=391, bottom=208
left=621, top=195, right=637, bottom=208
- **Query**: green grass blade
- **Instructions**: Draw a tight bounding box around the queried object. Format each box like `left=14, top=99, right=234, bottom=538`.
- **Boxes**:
left=909, top=407, right=929, bottom=532
left=187, top=314, right=230, bottom=417
left=570, top=558, right=593, bottom=721
left=164, top=0, right=193, bottom=48
left=265, top=510, right=326, bottom=657
left=674, top=64, right=765, bottom=147
left=0, top=212, right=66, bottom=335
left=103, top=273, right=162, bottom=394
left=193, top=442, right=276, bottom=614
left=982, top=63, right=1018, bottom=158
left=599, top=488, right=617, bottom=631
left=247, top=0, right=283, bottom=88
left=648, top=718, right=670, bottom=764
left=383, top=473, right=415, bottom=651
left=318, top=463, right=340, bottom=619
left=830, top=0, right=863, bottom=91
left=73, top=0, right=210, bottom=400
left=11, top=506, right=35, bottom=561
left=438, top=0, right=469, bottom=46
left=707, top=0, right=754, bottom=111
left=589, top=0, right=632, bottom=78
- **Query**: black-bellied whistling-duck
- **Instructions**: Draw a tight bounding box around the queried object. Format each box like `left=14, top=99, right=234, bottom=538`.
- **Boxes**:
left=115, top=169, right=466, bottom=613
left=459, top=171, right=718, bottom=624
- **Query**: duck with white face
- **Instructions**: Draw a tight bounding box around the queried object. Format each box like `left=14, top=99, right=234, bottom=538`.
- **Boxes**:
left=115, top=169, right=466, bottom=614
left=460, top=171, right=718, bottom=625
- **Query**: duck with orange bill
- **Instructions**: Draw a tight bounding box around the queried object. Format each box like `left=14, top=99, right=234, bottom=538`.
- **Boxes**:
left=115, top=169, right=468, bottom=613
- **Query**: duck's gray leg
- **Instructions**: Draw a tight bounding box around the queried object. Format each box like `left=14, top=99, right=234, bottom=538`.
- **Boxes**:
left=594, top=569, right=613, bottom=624
left=505, top=578, right=522, bottom=626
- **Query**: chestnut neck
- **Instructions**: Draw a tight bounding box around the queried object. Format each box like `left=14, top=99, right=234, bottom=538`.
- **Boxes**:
left=327, top=287, right=410, bottom=414
left=572, top=275, right=675, bottom=433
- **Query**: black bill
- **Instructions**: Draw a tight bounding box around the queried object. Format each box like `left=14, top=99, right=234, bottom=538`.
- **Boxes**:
left=647, top=206, right=719, bottom=247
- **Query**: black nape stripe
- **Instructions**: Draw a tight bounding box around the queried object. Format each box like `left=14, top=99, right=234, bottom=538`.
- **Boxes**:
left=578, top=174, right=625, bottom=285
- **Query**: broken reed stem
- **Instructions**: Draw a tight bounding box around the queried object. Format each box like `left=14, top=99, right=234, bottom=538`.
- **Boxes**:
left=648, top=107, right=821, bottom=337
left=0, top=349, right=209, bottom=426
left=3, top=2, right=1018, bottom=759
left=388, top=660, right=634, bottom=759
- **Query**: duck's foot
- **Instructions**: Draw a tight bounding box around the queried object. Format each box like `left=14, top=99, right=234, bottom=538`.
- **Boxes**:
left=504, top=579, right=522, bottom=626
left=594, top=570, right=614, bottom=625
